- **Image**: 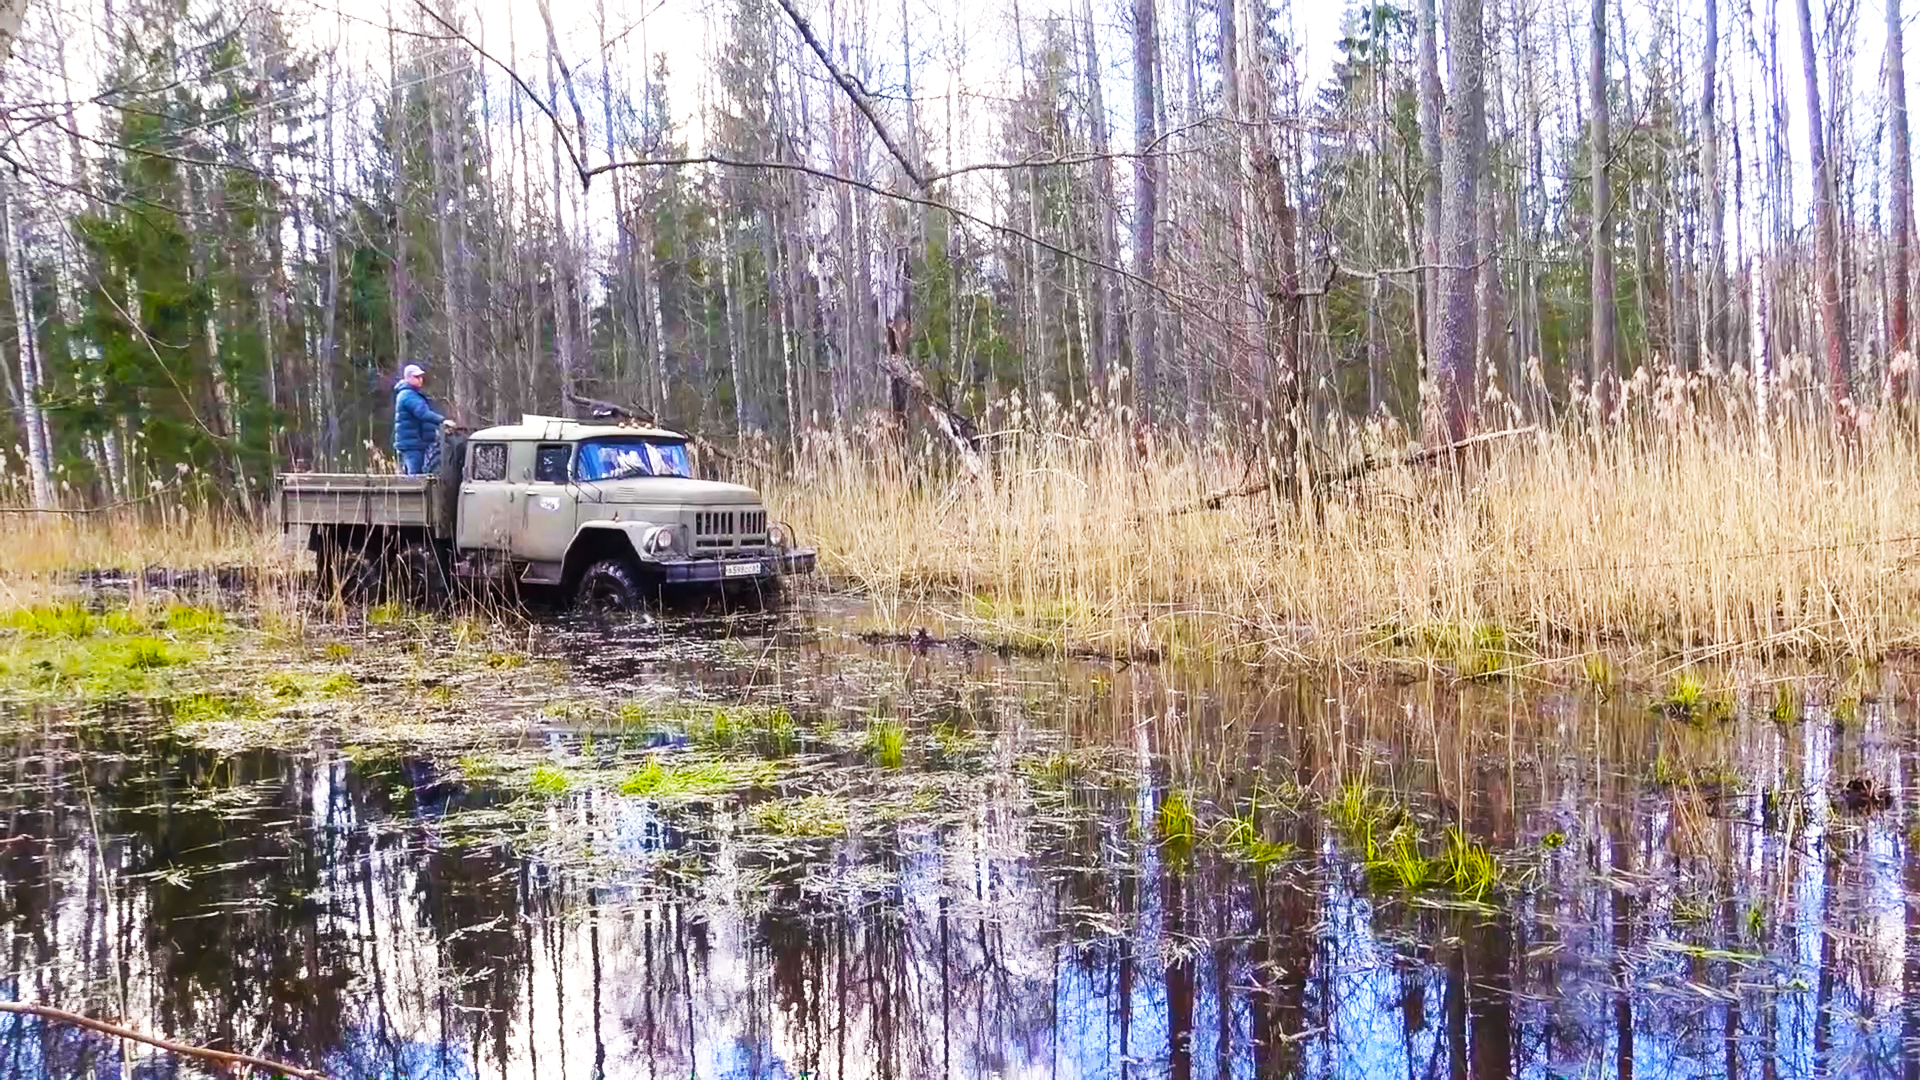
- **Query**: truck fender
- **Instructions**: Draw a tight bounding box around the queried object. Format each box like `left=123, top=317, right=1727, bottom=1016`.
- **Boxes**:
left=561, top=520, right=669, bottom=587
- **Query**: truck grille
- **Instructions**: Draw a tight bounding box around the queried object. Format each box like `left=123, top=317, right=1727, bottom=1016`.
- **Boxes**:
left=694, top=509, right=768, bottom=551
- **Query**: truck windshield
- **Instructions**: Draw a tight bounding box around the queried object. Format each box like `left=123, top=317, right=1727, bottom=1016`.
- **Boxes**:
left=576, top=438, right=693, bottom=481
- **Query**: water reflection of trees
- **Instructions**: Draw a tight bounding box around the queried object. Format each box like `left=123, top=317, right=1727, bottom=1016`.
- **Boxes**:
left=2, top=661, right=1918, bottom=1078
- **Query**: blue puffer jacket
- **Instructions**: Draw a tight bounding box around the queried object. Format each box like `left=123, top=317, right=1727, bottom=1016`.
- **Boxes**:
left=392, top=383, right=447, bottom=452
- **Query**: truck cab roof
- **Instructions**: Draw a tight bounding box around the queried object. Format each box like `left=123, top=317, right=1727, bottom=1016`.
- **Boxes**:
left=469, top=414, right=689, bottom=443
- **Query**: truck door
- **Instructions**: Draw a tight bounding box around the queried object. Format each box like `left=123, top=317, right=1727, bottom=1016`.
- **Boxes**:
left=515, top=442, right=578, bottom=563
left=456, top=441, right=515, bottom=550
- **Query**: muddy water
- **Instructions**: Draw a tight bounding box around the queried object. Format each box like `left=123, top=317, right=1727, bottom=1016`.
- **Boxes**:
left=0, top=599, right=1916, bottom=1079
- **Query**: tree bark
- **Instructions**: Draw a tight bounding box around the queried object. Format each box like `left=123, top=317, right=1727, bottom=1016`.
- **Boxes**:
left=2, top=178, right=51, bottom=508
left=1218, top=0, right=1253, bottom=408
left=426, top=44, right=472, bottom=419
left=0, top=0, right=28, bottom=66
left=1417, top=0, right=1445, bottom=379
left=1888, top=0, right=1913, bottom=380
left=1796, top=0, right=1852, bottom=404
left=1079, top=0, right=1121, bottom=399
left=1134, top=0, right=1160, bottom=422
left=544, top=44, right=578, bottom=411
left=1702, top=0, right=1726, bottom=368
left=1429, top=0, right=1485, bottom=441
left=1589, top=0, right=1615, bottom=417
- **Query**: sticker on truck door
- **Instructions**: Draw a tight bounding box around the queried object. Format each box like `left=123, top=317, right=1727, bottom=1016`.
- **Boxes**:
left=538, top=497, right=560, bottom=512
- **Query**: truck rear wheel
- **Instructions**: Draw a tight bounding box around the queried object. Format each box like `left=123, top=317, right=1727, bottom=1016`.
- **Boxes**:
left=318, top=537, right=382, bottom=602
left=392, top=543, right=450, bottom=609
left=574, top=558, right=645, bottom=612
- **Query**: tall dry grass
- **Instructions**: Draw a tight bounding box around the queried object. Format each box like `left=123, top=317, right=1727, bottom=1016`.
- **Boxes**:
left=8, top=365, right=1920, bottom=673
left=0, top=505, right=290, bottom=605
left=770, top=374, right=1920, bottom=670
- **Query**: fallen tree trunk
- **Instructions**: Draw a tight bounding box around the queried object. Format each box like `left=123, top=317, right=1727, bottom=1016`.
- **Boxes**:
left=0, top=1001, right=328, bottom=1079
left=1166, top=425, right=1537, bottom=517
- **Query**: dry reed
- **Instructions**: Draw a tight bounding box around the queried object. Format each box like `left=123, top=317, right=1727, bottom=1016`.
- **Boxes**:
left=8, top=369, right=1918, bottom=674
left=770, top=379, right=1920, bottom=670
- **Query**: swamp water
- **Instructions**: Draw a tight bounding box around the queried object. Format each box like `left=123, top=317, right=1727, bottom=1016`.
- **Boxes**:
left=0, top=596, right=1915, bottom=1079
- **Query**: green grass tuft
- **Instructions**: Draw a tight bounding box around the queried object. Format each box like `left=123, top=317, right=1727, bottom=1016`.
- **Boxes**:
left=1158, top=789, right=1198, bottom=854
left=121, top=638, right=179, bottom=670
left=618, top=757, right=774, bottom=799
left=526, top=765, right=571, bottom=798
left=1768, top=683, right=1803, bottom=723
left=864, top=717, right=907, bottom=768
left=1435, top=826, right=1501, bottom=900
left=1217, top=812, right=1293, bottom=866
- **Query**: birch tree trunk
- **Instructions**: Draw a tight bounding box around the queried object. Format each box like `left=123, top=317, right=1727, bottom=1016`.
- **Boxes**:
left=426, top=50, right=472, bottom=418
left=1589, top=0, right=1614, bottom=417
left=2, top=178, right=52, bottom=508
left=1417, top=0, right=1444, bottom=378
left=1796, top=0, right=1852, bottom=404
left=1217, top=0, right=1252, bottom=407
left=1886, top=0, right=1912, bottom=376
left=319, top=62, right=342, bottom=467
left=385, top=18, right=411, bottom=370
left=545, top=46, right=577, bottom=410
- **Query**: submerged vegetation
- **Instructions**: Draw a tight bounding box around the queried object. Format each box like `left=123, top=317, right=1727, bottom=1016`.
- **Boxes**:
left=1331, top=781, right=1506, bottom=901
left=0, top=570, right=1907, bottom=1078
left=0, top=601, right=222, bottom=699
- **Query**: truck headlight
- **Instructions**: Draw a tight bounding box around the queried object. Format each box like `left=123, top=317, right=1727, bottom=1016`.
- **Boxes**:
left=646, top=526, right=678, bottom=554
left=768, top=523, right=789, bottom=549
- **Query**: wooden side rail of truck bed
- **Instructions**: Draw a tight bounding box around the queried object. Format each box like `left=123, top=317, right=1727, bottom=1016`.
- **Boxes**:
left=277, top=473, right=449, bottom=538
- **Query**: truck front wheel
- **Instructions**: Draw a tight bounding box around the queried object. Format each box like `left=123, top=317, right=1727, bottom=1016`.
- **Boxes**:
left=573, top=559, right=645, bottom=612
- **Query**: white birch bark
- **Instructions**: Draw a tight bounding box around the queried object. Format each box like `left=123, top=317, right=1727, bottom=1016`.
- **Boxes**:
left=2, top=178, right=52, bottom=508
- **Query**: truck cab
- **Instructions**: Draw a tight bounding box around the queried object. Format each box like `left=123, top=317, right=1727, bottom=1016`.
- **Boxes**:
left=279, top=414, right=815, bottom=610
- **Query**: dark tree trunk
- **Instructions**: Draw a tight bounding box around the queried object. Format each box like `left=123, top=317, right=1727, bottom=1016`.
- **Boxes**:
left=1590, top=0, right=1615, bottom=417
left=1796, top=0, right=1852, bottom=404
left=1133, top=0, right=1160, bottom=422
left=1702, top=0, right=1726, bottom=367
left=1430, top=0, right=1485, bottom=441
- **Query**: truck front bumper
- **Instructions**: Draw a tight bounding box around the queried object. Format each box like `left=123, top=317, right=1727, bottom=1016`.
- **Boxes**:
left=652, top=548, right=817, bottom=584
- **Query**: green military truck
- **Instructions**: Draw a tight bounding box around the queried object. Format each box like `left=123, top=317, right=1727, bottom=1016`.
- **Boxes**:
left=277, top=414, right=815, bottom=609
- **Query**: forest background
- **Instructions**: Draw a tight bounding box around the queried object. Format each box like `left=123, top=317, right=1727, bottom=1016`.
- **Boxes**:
left=0, top=0, right=1902, bottom=503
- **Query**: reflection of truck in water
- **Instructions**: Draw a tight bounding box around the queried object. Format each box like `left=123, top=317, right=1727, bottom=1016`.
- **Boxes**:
left=276, top=415, right=816, bottom=609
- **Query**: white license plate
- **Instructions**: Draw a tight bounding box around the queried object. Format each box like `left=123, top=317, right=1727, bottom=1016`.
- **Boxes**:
left=723, top=562, right=763, bottom=578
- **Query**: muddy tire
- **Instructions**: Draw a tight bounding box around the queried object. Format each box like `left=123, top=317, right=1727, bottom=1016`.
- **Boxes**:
left=392, top=543, right=450, bottom=609
left=320, top=541, right=382, bottom=602
left=573, top=558, right=645, bottom=612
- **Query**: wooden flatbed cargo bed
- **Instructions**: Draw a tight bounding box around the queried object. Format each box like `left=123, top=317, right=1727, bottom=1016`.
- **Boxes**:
left=277, top=473, right=449, bottom=538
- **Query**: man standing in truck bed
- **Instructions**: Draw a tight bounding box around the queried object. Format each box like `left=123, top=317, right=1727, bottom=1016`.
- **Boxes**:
left=392, top=363, right=452, bottom=474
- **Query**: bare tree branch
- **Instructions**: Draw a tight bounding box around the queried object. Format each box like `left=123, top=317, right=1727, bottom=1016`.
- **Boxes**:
left=409, top=0, right=589, bottom=184
left=0, top=1002, right=328, bottom=1080
left=765, top=0, right=926, bottom=188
